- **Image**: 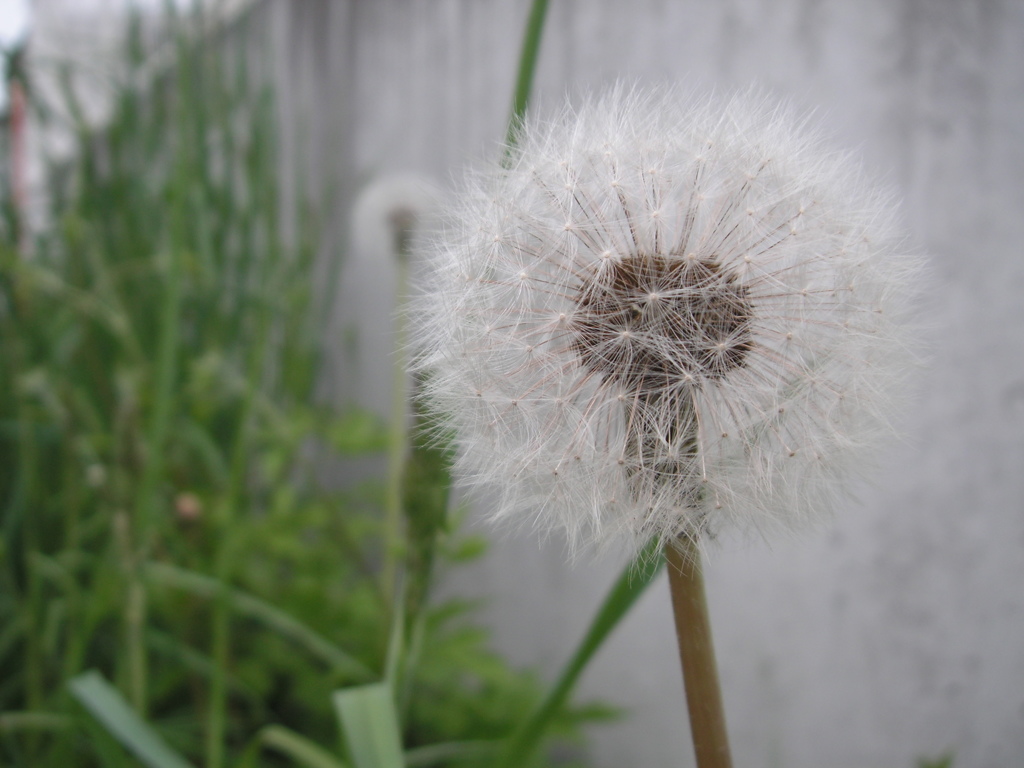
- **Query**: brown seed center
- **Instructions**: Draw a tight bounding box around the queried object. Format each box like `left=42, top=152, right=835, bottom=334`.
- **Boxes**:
left=571, top=253, right=753, bottom=392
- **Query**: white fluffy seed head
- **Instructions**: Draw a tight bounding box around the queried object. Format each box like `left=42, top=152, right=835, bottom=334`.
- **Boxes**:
left=411, top=85, right=925, bottom=556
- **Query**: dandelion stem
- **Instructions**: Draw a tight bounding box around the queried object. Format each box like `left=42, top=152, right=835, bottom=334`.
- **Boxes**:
left=382, top=234, right=413, bottom=610
left=666, top=535, right=733, bottom=768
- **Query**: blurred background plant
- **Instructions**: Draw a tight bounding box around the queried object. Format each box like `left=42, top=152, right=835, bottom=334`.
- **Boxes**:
left=0, top=4, right=614, bottom=766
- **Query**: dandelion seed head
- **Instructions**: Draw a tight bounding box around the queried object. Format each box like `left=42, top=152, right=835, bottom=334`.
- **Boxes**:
left=412, top=85, right=924, bottom=555
left=571, top=253, right=754, bottom=388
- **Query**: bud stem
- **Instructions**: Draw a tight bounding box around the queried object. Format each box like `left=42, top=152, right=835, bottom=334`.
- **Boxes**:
left=666, top=535, right=733, bottom=768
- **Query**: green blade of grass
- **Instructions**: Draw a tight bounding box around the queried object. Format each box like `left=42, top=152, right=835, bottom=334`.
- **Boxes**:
left=496, top=542, right=665, bottom=768
left=256, top=724, right=351, bottom=768
left=146, top=627, right=261, bottom=704
left=144, top=561, right=375, bottom=680
left=67, top=670, right=196, bottom=768
left=503, top=0, right=551, bottom=157
left=332, top=683, right=404, bottom=768
left=383, top=572, right=406, bottom=694
left=404, top=740, right=497, bottom=767
left=0, top=712, right=72, bottom=734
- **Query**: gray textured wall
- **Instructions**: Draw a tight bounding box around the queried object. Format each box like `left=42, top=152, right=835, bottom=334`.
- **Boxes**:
left=308, top=1, right=1023, bottom=767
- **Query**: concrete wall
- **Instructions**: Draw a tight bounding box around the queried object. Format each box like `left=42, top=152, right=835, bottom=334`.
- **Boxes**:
left=31, top=1, right=1024, bottom=766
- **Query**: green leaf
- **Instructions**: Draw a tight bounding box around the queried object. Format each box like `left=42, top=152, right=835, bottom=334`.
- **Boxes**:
left=67, top=670, right=196, bottom=768
left=332, top=683, right=404, bottom=768
left=496, top=541, right=665, bottom=768
left=0, top=712, right=72, bottom=733
left=404, top=740, right=497, bottom=767
left=257, top=724, right=350, bottom=768
left=445, top=534, right=488, bottom=563
left=328, top=409, right=390, bottom=454
left=383, top=576, right=406, bottom=691
left=146, top=627, right=260, bottom=702
left=144, top=561, right=375, bottom=681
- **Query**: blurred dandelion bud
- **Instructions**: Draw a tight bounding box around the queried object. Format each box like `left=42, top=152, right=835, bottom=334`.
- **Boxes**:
left=352, top=174, right=438, bottom=263
left=413, top=86, right=923, bottom=555
left=174, top=492, right=202, bottom=523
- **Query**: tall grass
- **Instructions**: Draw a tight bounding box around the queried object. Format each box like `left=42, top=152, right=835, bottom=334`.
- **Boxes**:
left=0, top=7, right=614, bottom=767
left=2, top=7, right=336, bottom=763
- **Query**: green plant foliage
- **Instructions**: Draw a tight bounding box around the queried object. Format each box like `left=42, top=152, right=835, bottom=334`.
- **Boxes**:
left=496, top=543, right=664, bottom=768
left=0, top=5, right=613, bottom=768
left=248, top=725, right=350, bottom=768
left=68, top=671, right=195, bottom=768
left=333, top=683, right=404, bottom=768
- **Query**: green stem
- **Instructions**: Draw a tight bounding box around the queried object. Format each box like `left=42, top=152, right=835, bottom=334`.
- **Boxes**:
left=497, top=541, right=664, bottom=767
left=112, top=509, right=147, bottom=718
left=17, top=407, right=43, bottom=717
left=128, top=242, right=183, bottom=715
left=205, top=374, right=253, bottom=768
left=137, top=251, right=182, bottom=535
left=205, top=558, right=231, bottom=768
left=502, top=0, right=551, bottom=164
left=19, top=404, right=43, bottom=761
left=381, top=243, right=412, bottom=611
left=125, top=575, right=148, bottom=715
left=206, top=292, right=265, bottom=768
left=4, top=332, right=42, bottom=725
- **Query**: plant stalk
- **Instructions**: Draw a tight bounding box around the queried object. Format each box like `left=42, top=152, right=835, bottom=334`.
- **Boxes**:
left=497, top=540, right=664, bottom=768
left=502, top=0, right=550, bottom=164
left=666, top=535, right=733, bottom=768
left=205, top=559, right=231, bottom=768
left=382, top=244, right=412, bottom=610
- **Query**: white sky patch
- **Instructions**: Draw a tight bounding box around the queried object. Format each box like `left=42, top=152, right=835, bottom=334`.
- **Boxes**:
left=0, top=0, right=30, bottom=110
left=0, top=0, right=30, bottom=49
left=0, top=0, right=236, bottom=110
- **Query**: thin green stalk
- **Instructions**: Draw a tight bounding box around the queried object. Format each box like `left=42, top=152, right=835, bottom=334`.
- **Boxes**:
left=381, top=244, right=412, bottom=611
left=127, top=237, right=183, bottom=714
left=144, top=562, right=375, bottom=680
left=13, top=398, right=44, bottom=719
left=178, top=36, right=237, bottom=768
left=2, top=312, right=32, bottom=562
left=383, top=572, right=407, bottom=694
left=397, top=595, right=428, bottom=721
left=19, top=400, right=44, bottom=762
left=205, top=75, right=281, bottom=763
left=503, top=0, right=551, bottom=161
left=204, top=549, right=232, bottom=768
left=204, top=275, right=252, bottom=768
left=131, top=302, right=176, bottom=712
left=496, top=541, right=664, bottom=768
left=205, top=231, right=264, bottom=768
